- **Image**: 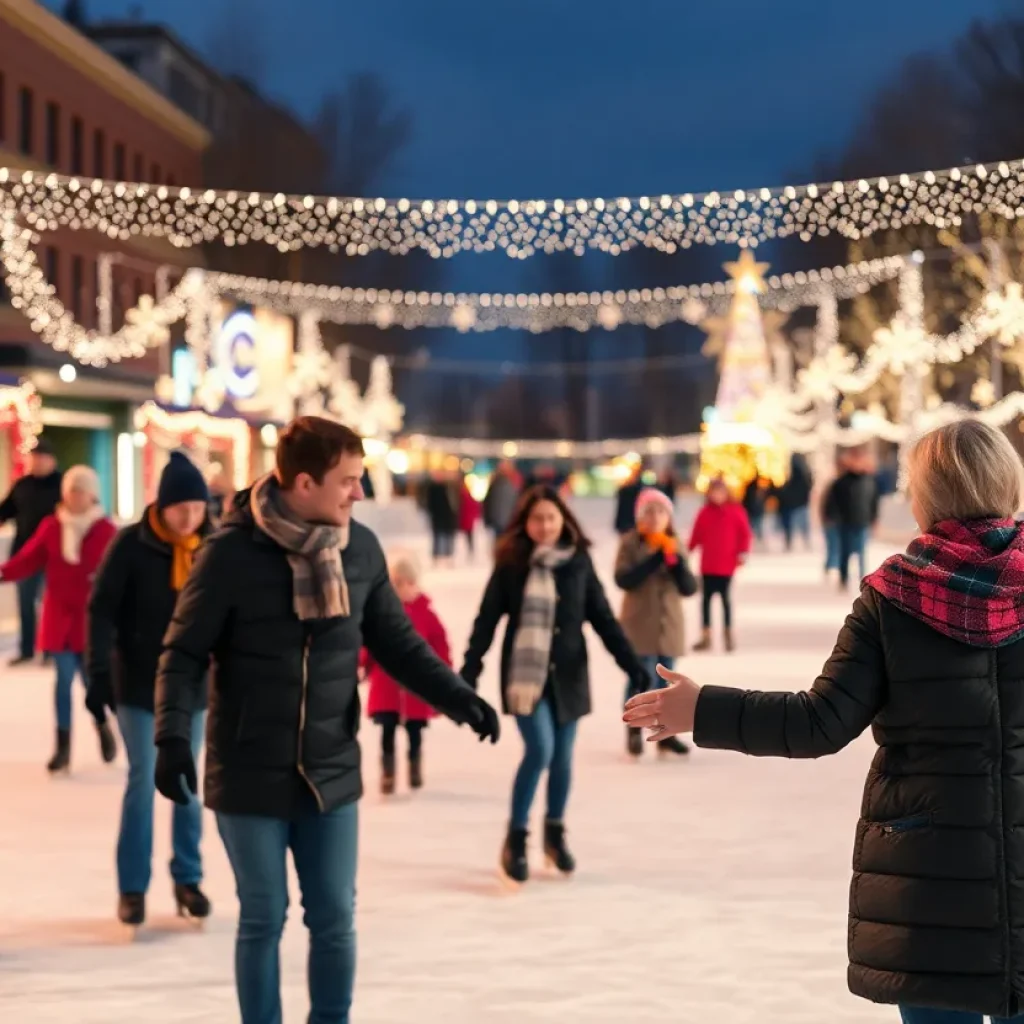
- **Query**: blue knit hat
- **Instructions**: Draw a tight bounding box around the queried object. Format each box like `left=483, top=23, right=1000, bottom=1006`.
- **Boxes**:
left=157, top=452, right=209, bottom=510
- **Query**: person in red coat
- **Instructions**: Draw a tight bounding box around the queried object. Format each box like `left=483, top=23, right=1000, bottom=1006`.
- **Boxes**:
left=688, top=477, right=752, bottom=654
left=457, top=475, right=482, bottom=561
left=0, top=465, right=118, bottom=772
left=361, top=550, right=449, bottom=794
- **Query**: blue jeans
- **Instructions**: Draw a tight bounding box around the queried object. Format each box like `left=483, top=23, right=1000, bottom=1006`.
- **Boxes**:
left=625, top=654, right=672, bottom=704
left=899, top=1008, right=1021, bottom=1023
left=116, top=706, right=205, bottom=895
left=16, top=571, right=42, bottom=659
left=510, top=695, right=578, bottom=829
left=51, top=651, right=84, bottom=731
left=824, top=525, right=841, bottom=572
left=217, top=803, right=359, bottom=1024
left=790, top=505, right=811, bottom=545
left=838, top=524, right=870, bottom=586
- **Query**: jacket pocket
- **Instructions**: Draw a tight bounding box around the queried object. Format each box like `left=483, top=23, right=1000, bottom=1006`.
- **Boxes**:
left=879, top=813, right=931, bottom=835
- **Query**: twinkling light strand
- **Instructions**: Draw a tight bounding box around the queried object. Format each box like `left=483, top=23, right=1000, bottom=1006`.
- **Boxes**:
left=0, top=379, right=43, bottom=454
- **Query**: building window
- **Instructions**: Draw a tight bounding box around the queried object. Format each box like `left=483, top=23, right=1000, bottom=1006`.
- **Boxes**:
left=45, top=102, right=60, bottom=166
left=70, top=116, right=83, bottom=175
left=71, top=256, right=84, bottom=321
left=150, top=161, right=161, bottom=184
left=0, top=73, right=6, bottom=143
left=133, top=152, right=143, bottom=182
left=113, top=142, right=126, bottom=180
left=45, top=246, right=60, bottom=295
left=93, top=128, right=106, bottom=178
left=18, top=87, right=33, bottom=156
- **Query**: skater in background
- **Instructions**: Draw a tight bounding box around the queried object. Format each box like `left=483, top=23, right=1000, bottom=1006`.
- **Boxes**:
left=825, top=447, right=879, bottom=590
left=689, top=478, right=752, bottom=653
left=483, top=460, right=521, bottom=548
left=624, top=419, right=1024, bottom=1024
left=614, top=462, right=645, bottom=535
left=0, top=436, right=62, bottom=667
left=457, top=474, right=481, bottom=561
left=461, top=485, right=650, bottom=886
left=774, top=453, right=813, bottom=552
left=86, top=452, right=212, bottom=928
left=424, top=469, right=458, bottom=567
left=362, top=551, right=449, bottom=794
left=741, top=475, right=769, bottom=549
left=0, top=466, right=117, bottom=772
left=615, top=487, right=697, bottom=758
left=820, top=475, right=841, bottom=580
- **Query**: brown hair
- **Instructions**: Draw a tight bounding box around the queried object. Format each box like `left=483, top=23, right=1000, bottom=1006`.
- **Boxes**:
left=494, top=485, right=591, bottom=568
left=276, top=416, right=364, bottom=489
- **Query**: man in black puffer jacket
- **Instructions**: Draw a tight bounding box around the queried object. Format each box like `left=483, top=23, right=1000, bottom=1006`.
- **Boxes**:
left=154, top=417, right=499, bottom=1024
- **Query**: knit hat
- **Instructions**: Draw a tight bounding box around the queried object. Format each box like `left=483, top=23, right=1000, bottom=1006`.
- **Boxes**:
left=635, top=486, right=674, bottom=520
left=158, top=452, right=209, bottom=510
left=61, top=464, right=100, bottom=503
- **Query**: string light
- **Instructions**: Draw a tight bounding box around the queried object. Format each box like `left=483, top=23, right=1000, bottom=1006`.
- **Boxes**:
left=4, top=154, right=1024, bottom=256
left=0, top=379, right=43, bottom=454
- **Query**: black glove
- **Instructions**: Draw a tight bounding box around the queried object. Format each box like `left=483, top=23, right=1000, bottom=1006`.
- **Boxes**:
left=154, top=738, right=198, bottom=806
left=85, top=674, right=116, bottom=722
left=463, top=693, right=501, bottom=744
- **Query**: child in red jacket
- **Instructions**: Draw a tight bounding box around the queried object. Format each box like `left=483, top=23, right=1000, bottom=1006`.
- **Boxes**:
left=361, top=550, right=450, bottom=794
left=688, top=477, right=752, bottom=653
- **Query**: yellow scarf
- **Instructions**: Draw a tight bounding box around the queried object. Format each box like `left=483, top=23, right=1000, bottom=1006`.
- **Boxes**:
left=148, top=505, right=201, bottom=591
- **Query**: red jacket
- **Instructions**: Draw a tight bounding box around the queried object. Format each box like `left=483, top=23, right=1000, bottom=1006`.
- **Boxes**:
left=362, top=592, right=449, bottom=721
left=689, top=501, right=752, bottom=577
left=1, top=514, right=117, bottom=653
left=458, top=483, right=481, bottom=534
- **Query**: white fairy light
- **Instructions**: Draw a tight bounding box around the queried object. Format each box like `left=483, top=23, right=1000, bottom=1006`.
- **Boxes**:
left=976, top=282, right=1024, bottom=347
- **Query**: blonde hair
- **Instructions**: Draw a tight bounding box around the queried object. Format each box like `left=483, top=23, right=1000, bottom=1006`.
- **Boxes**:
left=387, top=549, right=421, bottom=586
left=908, top=420, right=1024, bottom=529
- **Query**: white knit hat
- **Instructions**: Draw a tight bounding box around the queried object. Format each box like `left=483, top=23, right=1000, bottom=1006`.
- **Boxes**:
left=62, top=464, right=100, bottom=503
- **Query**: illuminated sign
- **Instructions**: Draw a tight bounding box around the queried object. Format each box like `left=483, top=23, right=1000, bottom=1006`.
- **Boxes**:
left=215, top=309, right=262, bottom=400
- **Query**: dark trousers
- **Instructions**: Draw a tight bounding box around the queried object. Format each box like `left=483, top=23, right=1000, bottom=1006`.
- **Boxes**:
left=16, top=571, right=43, bottom=659
left=431, top=530, right=455, bottom=560
left=460, top=528, right=474, bottom=558
left=377, top=712, right=424, bottom=759
left=838, top=525, right=870, bottom=586
left=702, top=574, right=733, bottom=629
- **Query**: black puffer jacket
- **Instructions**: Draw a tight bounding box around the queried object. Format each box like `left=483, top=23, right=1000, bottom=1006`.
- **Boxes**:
left=0, top=470, right=62, bottom=554
left=86, top=508, right=212, bottom=712
left=694, top=586, right=1024, bottom=1018
left=461, top=549, right=649, bottom=724
left=826, top=471, right=879, bottom=528
left=155, top=491, right=480, bottom=819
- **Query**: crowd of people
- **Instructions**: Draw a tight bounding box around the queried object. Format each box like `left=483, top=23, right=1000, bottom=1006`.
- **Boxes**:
left=6, top=417, right=1021, bottom=1024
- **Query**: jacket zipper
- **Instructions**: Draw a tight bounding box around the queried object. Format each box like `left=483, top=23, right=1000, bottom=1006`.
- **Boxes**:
left=880, top=814, right=930, bottom=834
left=296, top=631, right=324, bottom=811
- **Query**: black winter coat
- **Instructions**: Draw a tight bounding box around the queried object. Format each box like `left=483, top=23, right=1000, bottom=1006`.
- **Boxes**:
left=826, top=471, right=879, bottom=528
left=614, top=482, right=644, bottom=535
left=0, top=470, right=62, bottom=554
left=154, top=492, right=480, bottom=819
left=694, top=587, right=1024, bottom=1018
left=425, top=480, right=458, bottom=533
left=461, top=549, right=649, bottom=725
left=86, top=508, right=212, bottom=712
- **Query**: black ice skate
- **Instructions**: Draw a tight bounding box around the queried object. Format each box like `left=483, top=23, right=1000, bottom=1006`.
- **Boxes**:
left=96, top=720, right=117, bottom=764
left=381, top=752, right=396, bottom=795
left=543, top=821, right=576, bottom=876
left=46, top=728, right=70, bottom=775
left=658, top=736, right=690, bottom=757
left=118, top=893, right=145, bottom=929
left=627, top=726, right=644, bottom=757
left=409, top=753, right=423, bottom=790
left=174, top=883, right=211, bottom=923
left=500, top=826, right=529, bottom=887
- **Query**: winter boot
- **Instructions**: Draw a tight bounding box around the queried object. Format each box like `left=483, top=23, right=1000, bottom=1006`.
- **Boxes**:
left=693, top=628, right=713, bottom=653
left=381, top=752, right=396, bottom=795
left=409, top=752, right=423, bottom=790
left=96, top=720, right=117, bottom=764
left=500, top=826, right=530, bottom=885
left=46, top=728, right=70, bottom=774
left=118, top=893, right=146, bottom=927
left=174, top=883, right=211, bottom=921
left=627, top=726, right=644, bottom=757
left=543, top=820, right=576, bottom=876
left=724, top=628, right=735, bottom=653
left=658, top=736, right=690, bottom=756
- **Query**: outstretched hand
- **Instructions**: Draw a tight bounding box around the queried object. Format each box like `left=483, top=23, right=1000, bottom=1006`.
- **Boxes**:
left=463, top=694, right=501, bottom=744
left=622, top=664, right=701, bottom=742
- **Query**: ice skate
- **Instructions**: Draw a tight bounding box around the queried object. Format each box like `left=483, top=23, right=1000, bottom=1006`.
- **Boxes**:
left=657, top=736, right=690, bottom=757
left=381, top=752, right=396, bottom=795
left=543, top=821, right=576, bottom=877
left=627, top=726, right=644, bottom=757
left=409, top=752, right=423, bottom=790
left=174, top=883, right=211, bottom=927
left=499, top=826, right=529, bottom=888
left=46, top=728, right=70, bottom=775
left=96, top=720, right=117, bottom=764
left=724, top=628, right=735, bottom=653
left=693, top=628, right=713, bottom=653
left=118, top=893, right=145, bottom=937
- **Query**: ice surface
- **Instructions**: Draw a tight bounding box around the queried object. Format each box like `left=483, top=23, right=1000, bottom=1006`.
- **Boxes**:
left=0, top=530, right=893, bottom=1023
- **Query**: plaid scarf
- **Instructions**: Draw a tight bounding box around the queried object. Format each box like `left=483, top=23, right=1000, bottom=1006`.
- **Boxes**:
left=507, top=545, right=575, bottom=715
left=864, top=517, right=1024, bottom=648
left=249, top=474, right=350, bottom=621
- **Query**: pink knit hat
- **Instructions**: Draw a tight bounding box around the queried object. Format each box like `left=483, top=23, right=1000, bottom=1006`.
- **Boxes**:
left=634, top=487, right=674, bottom=520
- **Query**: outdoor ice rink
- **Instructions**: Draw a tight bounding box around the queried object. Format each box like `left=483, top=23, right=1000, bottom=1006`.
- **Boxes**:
left=0, top=527, right=896, bottom=1024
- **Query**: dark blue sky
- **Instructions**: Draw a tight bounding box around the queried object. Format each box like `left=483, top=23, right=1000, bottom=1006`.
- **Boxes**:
left=63, top=0, right=1002, bottom=199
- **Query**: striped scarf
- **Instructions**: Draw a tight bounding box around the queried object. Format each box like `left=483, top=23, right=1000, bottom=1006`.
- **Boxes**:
left=249, top=474, right=350, bottom=621
left=507, top=545, right=575, bottom=715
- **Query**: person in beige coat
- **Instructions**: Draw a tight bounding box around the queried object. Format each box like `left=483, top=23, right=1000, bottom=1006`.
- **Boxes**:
left=614, top=488, right=697, bottom=758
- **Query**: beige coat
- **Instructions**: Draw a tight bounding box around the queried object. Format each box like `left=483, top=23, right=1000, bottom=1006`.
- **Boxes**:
left=614, top=531, right=695, bottom=657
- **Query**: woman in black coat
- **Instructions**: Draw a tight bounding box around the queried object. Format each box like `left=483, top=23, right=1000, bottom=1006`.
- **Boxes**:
left=462, top=485, right=650, bottom=887
left=86, top=452, right=212, bottom=930
left=625, top=420, right=1024, bottom=1024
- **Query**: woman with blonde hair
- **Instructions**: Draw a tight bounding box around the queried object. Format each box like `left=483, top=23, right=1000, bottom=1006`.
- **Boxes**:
left=625, top=419, right=1024, bottom=1023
